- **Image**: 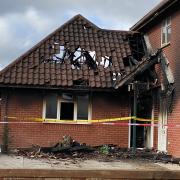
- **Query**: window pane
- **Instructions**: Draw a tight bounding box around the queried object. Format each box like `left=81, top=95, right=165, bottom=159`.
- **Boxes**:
left=162, top=17, right=171, bottom=45
left=166, top=17, right=171, bottom=26
left=167, top=26, right=171, bottom=43
left=77, top=95, right=89, bottom=120
left=46, top=94, right=57, bottom=119
left=162, top=20, right=166, bottom=27
left=162, top=29, right=166, bottom=44
left=60, top=102, right=74, bottom=120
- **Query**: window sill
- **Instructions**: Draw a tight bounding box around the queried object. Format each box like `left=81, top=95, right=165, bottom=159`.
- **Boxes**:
left=161, top=42, right=170, bottom=49
left=42, top=119, right=92, bottom=125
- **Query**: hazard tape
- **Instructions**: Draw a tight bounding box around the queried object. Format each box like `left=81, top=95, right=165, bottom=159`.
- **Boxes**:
left=34, top=117, right=134, bottom=123
left=4, top=116, right=158, bottom=123
left=1, top=116, right=180, bottom=127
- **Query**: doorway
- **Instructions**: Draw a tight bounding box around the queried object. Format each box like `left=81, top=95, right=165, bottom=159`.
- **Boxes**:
left=130, top=94, right=153, bottom=148
left=158, top=96, right=167, bottom=152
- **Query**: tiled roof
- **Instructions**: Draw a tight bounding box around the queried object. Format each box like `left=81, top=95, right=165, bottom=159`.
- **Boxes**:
left=0, top=14, right=145, bottom=89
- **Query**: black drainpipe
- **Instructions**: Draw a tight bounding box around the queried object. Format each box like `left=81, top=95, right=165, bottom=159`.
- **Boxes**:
left=2, top=90, right=9, bottom=153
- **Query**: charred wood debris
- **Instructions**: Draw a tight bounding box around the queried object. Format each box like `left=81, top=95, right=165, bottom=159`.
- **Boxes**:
left=14, top=135, right=180, bottom=165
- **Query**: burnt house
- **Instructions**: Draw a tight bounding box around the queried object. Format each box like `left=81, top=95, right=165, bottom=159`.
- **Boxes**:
left=131, top=0, right=180, bottom=157
left=0, top=15, right=159, bottom=151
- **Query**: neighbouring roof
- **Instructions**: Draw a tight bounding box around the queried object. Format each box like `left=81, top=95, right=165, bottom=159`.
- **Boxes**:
left=131, top=0, right=179, bottom=31
left=0, top=14, right=146, bottom=90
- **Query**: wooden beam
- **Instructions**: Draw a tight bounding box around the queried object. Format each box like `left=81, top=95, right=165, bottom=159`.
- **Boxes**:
left=160, top=53, right=174, bottom=84
left=114, top=53, right=159, bottom=89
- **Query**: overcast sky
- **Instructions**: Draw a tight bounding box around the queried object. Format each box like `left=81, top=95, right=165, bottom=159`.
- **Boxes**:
left=0, top=0, right=161, bottom=70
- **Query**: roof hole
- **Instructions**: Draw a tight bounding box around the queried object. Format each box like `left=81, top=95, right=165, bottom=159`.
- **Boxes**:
left=100, top=56, right=112, bottom=68
left=123, top=57, right=130, bottom=67
left=73, top=79, right=89, bottom=86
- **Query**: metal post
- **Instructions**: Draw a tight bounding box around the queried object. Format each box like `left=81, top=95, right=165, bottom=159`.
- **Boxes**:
left=133, top=82, right=137, bottom=150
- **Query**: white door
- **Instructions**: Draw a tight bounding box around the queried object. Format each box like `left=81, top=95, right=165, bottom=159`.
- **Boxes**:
left=158, top=97, right=168, bottom=152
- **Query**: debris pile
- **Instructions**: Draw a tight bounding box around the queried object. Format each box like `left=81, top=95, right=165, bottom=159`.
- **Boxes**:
left=15, top=136, right=180, bottom=165
left=41, top=135, right=94, bottom=154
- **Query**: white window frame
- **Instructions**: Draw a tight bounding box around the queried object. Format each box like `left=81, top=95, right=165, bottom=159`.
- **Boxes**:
left=42, top=93, right=92, bottom=122
left=161, top=17, right=171, bottom=46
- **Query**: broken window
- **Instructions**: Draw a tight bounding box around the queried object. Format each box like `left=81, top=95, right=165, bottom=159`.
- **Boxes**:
left=59, top=93, right=74, bottom=120
left=60, top=102, right=74, bottom=120
left=161, top=17, right=171, bottom=46
left=43, top=93, right=90, bottom=121
left=77, top=95, right=89, bottom=120
left=45, top=94, right=57, bottom=119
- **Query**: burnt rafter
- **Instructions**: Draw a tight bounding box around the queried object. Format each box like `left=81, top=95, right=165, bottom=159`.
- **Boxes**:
left=114, top=50, right=161, bottom=89
left=127, top=33, right=146, bottom=62
left=82, top=50, right=97, bottom=70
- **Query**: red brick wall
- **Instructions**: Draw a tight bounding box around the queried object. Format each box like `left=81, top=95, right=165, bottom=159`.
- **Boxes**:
left=92, top=92, right=129, bottom=119
left=144, top=9, right=180, bottom=157
left=0, top=89, right=130, bottom=148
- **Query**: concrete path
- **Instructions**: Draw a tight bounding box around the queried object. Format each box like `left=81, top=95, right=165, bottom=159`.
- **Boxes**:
left=0, top=154, right=180, bottom=179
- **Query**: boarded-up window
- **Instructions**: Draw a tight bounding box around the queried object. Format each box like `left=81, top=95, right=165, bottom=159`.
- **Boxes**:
left=77, top=95, right=89, bottom=120
left=45, top=94, right=57, bottom=119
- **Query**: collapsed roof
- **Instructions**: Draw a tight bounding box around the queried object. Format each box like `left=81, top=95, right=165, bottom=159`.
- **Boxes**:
left=0, top=14, right=156, bottom=90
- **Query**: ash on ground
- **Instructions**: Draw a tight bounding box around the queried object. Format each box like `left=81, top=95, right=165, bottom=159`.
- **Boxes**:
left=13, top=135, right=180, bottom=165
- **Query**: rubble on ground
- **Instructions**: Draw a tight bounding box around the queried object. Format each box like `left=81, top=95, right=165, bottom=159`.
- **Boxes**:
left=14, top=136, right=180, bottom=165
